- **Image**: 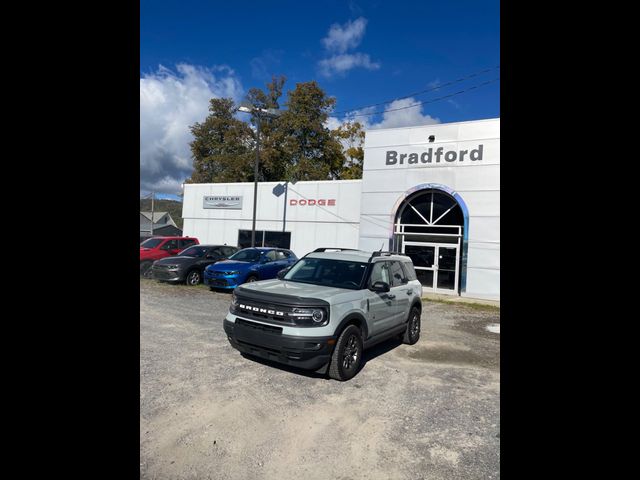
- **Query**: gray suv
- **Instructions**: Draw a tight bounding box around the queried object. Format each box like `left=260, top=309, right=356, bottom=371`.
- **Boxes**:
left=223, top=248, right=423, bottom=381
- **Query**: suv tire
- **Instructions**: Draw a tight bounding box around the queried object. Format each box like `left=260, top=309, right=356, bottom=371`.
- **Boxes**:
left=402, top=307, right=421, bottom=345
left=186, top=269, right=201, bottom=286
left=245, top=275, right=258, bottom=283
left=328, top=324, right=363, bottom=381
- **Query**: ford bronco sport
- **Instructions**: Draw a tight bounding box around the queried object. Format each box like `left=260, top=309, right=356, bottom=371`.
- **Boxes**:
left=223, top=248, right=423, bottom=381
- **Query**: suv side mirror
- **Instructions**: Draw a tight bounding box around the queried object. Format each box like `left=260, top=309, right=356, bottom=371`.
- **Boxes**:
left=277, top=267, right=290, bottom=279
left=370, top=281, right=390, bottom=293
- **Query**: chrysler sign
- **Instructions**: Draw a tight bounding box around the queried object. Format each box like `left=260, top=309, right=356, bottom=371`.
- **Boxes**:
left=203, top=195, right=243, bottom=209
left=386, top=144, right=484, bottom=166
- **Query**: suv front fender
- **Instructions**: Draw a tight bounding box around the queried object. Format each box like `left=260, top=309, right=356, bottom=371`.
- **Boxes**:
left=333, top=312, right=369, bottom=341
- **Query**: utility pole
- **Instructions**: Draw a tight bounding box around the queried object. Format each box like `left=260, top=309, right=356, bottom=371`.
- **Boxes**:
left=238, top=103, right=282, bottom=248
left=251, top=117, right=260, bottom=247
left=282, top=181, right=288, bottom=233
left=150, top=191, right=155, bottom=237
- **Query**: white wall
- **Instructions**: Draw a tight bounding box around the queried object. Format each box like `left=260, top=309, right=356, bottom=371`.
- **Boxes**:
left=359, top=118, right=500, bottom=300
left=182, top=180, right=362, bottom=259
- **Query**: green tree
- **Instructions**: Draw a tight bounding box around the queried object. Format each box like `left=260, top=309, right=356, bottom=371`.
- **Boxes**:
left=245, top=76, right=290, bottom=181
left=187, top=98, right=254, bottom=183
left=187, top=78, right=361, bottom=184
left=333, top=121, right=365, bottom=179
left=278, top=81, right=345, bottom=181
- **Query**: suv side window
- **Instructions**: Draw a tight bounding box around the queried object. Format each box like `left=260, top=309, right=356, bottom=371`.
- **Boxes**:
left=208, top=248, right=223, bottom=258
left=401, top=261, right=417, bottom=281
left=161, top=239, right=179, bottom=250
left=389, top=261, right=407, bottom=287
left=369, top=261, right=390, bottom=286
left=275, top=250, right=288, bottom=260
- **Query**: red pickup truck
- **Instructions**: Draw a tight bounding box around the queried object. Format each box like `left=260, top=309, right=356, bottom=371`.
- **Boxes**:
left=140, top=236, right=199, bottom=277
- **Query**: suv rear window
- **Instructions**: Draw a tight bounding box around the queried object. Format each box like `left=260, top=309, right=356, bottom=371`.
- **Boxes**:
left=179, top=238, right=197, bottom=249
left=401, top=261, right=418, bottom=281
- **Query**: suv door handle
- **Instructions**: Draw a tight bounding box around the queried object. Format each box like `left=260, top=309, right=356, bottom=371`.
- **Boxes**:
left=387, top=294, right=396, bottom=299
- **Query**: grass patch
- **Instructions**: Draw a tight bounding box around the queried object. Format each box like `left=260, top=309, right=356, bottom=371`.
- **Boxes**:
left=422, top=297, right=500, bottom=312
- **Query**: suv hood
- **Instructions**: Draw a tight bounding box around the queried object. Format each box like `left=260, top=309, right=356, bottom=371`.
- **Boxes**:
left=237, top=279, right=361, bottom=303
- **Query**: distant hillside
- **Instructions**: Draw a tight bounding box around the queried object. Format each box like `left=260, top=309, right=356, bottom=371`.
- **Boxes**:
left=140, top=198, right=183, bottom=229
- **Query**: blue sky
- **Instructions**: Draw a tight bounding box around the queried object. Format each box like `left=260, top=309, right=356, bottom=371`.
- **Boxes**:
left=140, top=0, right=500, bottom=197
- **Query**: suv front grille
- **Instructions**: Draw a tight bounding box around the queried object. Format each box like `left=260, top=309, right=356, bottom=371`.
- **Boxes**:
left=236, top=319, right=283, bottom=335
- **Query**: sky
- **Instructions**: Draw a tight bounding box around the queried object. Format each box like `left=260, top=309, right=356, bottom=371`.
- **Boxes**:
left=140, top=0, right=500, bottom=197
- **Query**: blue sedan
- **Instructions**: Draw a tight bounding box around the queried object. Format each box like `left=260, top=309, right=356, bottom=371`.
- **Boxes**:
left=204, top=247, right=298, bottom=290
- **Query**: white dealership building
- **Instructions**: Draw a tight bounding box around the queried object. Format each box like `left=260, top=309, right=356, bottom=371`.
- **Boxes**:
left=182, top=118, right=499, bottom=300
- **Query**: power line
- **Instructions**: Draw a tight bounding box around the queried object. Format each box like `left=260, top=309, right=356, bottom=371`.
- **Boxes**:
left=344, top=77, right=500, bottom=118
left=334, top=65, right=499, bottom=115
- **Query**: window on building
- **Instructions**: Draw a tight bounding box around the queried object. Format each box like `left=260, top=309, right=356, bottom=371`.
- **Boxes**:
left=238, top=230, right=291, bottom=249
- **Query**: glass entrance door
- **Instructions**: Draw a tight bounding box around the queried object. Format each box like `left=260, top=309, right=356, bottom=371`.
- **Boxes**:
left=403, top=242, right=459, bottom=294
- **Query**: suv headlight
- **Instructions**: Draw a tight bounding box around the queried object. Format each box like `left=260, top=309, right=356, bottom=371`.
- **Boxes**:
left=290, top=307, right=329, bottom=327
left=229, top=292, right=239, bottom=313
left=225, top=270, right=240, bottom=276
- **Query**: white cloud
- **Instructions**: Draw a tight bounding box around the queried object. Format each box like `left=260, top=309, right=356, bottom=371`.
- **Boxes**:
left=322, top=17, right=368, bottom=53
left=326, top=98, right=440, bottom=132
left=368, top=98, right=440, bottom=129
left=318, top=53, right=380, bottom=77
left=140, top=63, right=244, bottom=194
left=318, top=17, right=379, bottom=78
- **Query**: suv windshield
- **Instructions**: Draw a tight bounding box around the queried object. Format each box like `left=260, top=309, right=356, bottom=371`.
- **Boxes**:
left=284, top=258, right=368, bottom=290
left=228, top=249, right=261, bottom=262
left=179, top=246, right=207, bottom=257
left=141, top=238, right=163, bottom=248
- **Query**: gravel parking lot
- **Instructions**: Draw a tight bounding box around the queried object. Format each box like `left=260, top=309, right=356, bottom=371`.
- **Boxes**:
left=140, top=279, right=500, bottom=480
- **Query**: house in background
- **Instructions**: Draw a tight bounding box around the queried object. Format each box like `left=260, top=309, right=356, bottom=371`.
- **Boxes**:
left=140, top=211, right=182, bottom=242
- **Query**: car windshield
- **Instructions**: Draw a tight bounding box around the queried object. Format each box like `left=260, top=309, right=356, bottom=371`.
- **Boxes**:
left=228, top=249, right=261, bottom=262
left=284, top=258, right=368, bottom=290
left=141, top=238, right=163, bottom=248
left=179, top=246, right=207, bottom=257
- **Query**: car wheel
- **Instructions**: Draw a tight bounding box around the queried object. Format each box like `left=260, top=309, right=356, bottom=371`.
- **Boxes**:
left=140, top=261, right=153, bottom=278
left=402, top=307, right=421, bottom=345
left=186, top=269, right=201, bottom=286
left=328, top=324, right=363, bottom=381
left=246, top=275, right=258, bottom=283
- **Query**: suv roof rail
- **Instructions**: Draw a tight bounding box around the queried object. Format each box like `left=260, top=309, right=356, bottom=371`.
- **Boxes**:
left=368, top=250, right=407, bottom=262
left=312, top=247, right=360, bottom=252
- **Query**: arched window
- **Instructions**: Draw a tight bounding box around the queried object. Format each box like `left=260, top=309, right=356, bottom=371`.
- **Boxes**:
left=393, top=189, right=464, bottom=293
left=395, top=189, right=463, bottom=244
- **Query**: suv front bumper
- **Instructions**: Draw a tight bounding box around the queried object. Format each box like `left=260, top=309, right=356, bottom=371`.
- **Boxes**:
left=223, top=318, right=335, bottom=370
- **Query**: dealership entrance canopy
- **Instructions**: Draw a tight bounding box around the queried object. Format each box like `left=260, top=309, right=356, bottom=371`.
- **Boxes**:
left=182, top=118, right=499, bottom=300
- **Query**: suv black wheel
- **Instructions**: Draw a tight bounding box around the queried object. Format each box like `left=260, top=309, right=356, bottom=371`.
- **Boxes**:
left=245, top=275, right=258, bottom=283
left=186, top=269, right=201, bottom=286
left=140, top=261, right=153, bottom=278
left=402, top=307, right=421, bottom=345
left=328, top=324, right=363, bottom=381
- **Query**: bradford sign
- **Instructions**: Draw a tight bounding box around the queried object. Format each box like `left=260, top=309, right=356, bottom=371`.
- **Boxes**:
left=385, top=144, right=484, bottom=165
left=203, top=195, right=243, bottom=209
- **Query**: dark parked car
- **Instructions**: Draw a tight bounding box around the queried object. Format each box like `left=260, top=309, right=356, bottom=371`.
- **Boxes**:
left=151, top=244, right=239, bottom=285
left=204, top=247, right=298, bottom=290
